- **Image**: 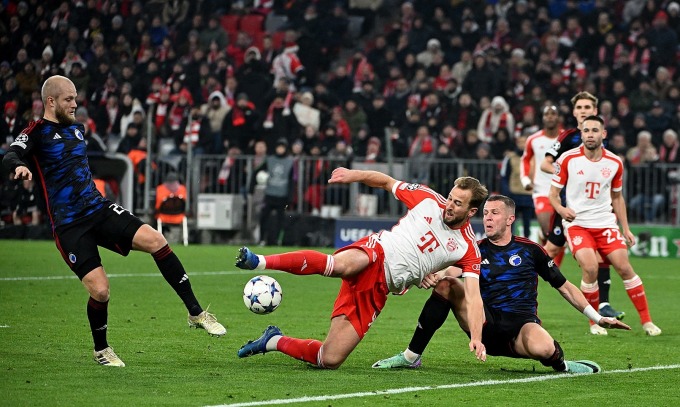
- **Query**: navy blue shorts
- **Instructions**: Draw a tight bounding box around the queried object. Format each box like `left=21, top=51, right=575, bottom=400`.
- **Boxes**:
left=546, top=212, right=566, bottom=247
left=54, top=202, right=144, bottom=279
left=466, top=306, right=541, bottom=358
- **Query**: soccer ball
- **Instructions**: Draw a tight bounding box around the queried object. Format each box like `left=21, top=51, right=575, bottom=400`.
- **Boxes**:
left=243, top=275, right=283, bottom=314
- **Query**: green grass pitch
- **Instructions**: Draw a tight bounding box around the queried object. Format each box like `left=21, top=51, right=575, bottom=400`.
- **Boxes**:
left=1, top=241, right=679, bottom=406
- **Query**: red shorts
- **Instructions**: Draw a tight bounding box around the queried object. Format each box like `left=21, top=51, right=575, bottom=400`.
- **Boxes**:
left=332, top=236, right=389, bottom=339
left=565, top=225, right=628, bottom=258
left=533, top=196, right=555, bottom=215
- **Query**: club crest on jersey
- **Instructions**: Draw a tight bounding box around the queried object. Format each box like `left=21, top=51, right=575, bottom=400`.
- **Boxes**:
left=554, top=163, right=561, bottom=175
left=509, top=254, right=522, bottom=266
left=68, top=252, right=77, bottom=264
left=446, top=238, right=458, bottom=252
left=600, top=167, right=611, bottom=178
left=553, top=226, right=562, bottom=235
left=572, top=236, right=583, bottom=246
left=74, top=129, right=84, bottom=140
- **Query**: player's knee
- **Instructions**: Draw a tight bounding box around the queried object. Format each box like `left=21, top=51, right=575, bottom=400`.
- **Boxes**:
left=319, top=354, right=345, bottom=370
left=89, top=286, right=110, bottom=302
left=533, top=340, right=556, bottom=360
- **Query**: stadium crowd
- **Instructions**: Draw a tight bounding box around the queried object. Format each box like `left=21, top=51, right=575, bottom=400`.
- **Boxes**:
left=1, top=0, right=679, bottom=228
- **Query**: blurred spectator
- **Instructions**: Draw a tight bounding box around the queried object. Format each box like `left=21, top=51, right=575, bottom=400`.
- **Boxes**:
left=272, top=38, right=305, bottom=91
left=416, top=38, right=443, bottom=68
left=647, top=10, right=678, bottom=68
left=293, top=92, right=320, bottom=132
left=202, top=91, right=231, bottom=154
left=407, top=125, right=435, bottom=184
left=222, top=92, right=260, bottom=152
left=628, top=149, right=666, bottom=223
left=477, top=96, right=514, bottom=143
left=75, top=107, right=107, bottom=154
left=1, top=102, right=25, bottom=152
left=629, top=80, right=656, bottom=113
left=200, top=16, right=229, bottom=50
left=659, top=129, right=680, bottom=164
left=13, top=179, right=42, bottom=226
left=627, top=131, right=656, bottom=165
left=645, top=101, right=673, bottom=145
left=462, top=51, right=502, bottom=103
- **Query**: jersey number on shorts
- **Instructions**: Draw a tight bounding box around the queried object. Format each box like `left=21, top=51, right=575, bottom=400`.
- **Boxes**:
left=602, top=228, right=625, bottom=244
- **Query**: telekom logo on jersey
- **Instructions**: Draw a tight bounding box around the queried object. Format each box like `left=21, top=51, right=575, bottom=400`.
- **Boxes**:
left=585, top=182, right=601, bottom=199
left=417, top=231, right=440, bottom=253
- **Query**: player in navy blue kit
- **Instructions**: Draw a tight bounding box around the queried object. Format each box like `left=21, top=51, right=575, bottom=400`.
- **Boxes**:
left=2, top=75, right=225, bottom=367
left=373, top=195, right=629, bottom=373
left=539, top=92, right=624, bottom=327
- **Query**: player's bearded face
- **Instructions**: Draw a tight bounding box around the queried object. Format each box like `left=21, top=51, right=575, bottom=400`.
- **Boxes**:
left=55, top=103, right=75, bottom=125
left=443, top=207, right=468, bottom=226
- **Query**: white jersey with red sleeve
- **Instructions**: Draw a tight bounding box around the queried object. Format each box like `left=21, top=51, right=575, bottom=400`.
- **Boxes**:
left=375, top=181, right=481, bottom=293
left=551, top=146, right=623, bottom=228
left=521, top=130, right=559, bottom=198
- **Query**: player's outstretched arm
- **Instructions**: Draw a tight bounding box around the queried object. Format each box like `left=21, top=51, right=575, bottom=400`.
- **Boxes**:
left=463, top=277, right=486, bottom=361
left=328, top=167, right=397, bottom=192
left=557, top=280, right=631, bottom=330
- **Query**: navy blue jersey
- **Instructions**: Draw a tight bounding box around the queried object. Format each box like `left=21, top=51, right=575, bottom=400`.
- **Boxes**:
left=478, top=236, right=567, bottom=315
left=4, top=119, right=106, bottom=227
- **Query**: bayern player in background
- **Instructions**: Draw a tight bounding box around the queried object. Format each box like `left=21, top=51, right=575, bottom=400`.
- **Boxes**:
left=235, top=168, right=488, bottom=369
left=549, top=115, right=661, bottom=337
left=540, top=92, right=624, bottom=330
left=520, top=105, right=562, bottom=242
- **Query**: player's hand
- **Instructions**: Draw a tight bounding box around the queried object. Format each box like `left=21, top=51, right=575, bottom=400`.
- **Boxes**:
left=598, top=317, right=631, bottom=330
left=623, top=230, right=636, bottom=247
left=418, top=272, right=441, bottom=289
left=469, top=340, right=486, bottom=362
left=13, top=166, right=32, bottom=181
left=328, top=167, right=352, bottom=184
left=559, top=207, right=577, bottom=222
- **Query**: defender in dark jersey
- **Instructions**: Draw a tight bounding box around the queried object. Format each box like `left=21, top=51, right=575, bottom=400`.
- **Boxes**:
left=539, top=91, right=624, bottom=325
left=2, top=75, right=226, bottom=367
left=372, top=195, right=629, bottom=373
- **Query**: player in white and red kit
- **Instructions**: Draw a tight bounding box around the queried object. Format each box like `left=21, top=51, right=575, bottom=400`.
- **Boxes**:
left=549, top=115, right=661, bottom=336
left=235, top=168, right=489, bottom=368
left=520, top=105, right=562, bottom=240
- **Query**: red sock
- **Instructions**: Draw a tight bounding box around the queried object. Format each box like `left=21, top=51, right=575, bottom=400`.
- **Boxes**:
left=553, top=247, right=565, bottom=268
left=264, top=250, right=333, bottom=276
left=624, top=276, right=651, bottom=324
left=581, top=281, right=599, bottom=326
left=277, top=336, right=323, bottom=365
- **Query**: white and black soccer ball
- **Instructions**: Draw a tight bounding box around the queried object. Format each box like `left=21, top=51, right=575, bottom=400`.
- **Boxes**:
left=243, top=275, right=283, bottom=314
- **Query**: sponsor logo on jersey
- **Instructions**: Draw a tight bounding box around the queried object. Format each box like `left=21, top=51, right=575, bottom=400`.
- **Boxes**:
left=405, top=183, right=420, bottom=190
left=601, top=167, right=611, bottom=178
left=424, top=216, right=432, bottom=224
left=446, top=238, right=458, bottom=252
left=74, top=129, right=84, bottom=140
left=577, top=170, right=584, bottom=175
left=53, top=133, right=62, bottom=139
left=481, top=258, right=490, bottom=265
left=554, top=163, right=561, bottom=175
left=548, top=259, right=555, bottom=268
left=509, top=254, right=522, bottom=266
left=68, top=252, right=77, bottom=264
left=472, top=263, right=481, bottom=271
left=572, top=236, right=583, bottom=246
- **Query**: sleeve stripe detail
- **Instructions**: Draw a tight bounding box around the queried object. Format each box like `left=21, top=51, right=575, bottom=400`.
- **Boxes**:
left=461, top=272, right=480, bottom=279
left=465, top=224, right=480, bottom=258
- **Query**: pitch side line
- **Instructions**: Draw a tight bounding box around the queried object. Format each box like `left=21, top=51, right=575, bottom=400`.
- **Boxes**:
left=0, top=270, right=275, bottom=281
left=206, top=364, right=680, bottom=407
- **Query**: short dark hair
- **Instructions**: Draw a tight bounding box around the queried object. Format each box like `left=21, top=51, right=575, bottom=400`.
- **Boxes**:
left=454, top=177, right=489, bottom=209
left=485, top=194, right=516, bottom=214
left=583, top=115, right=604, bottom=125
